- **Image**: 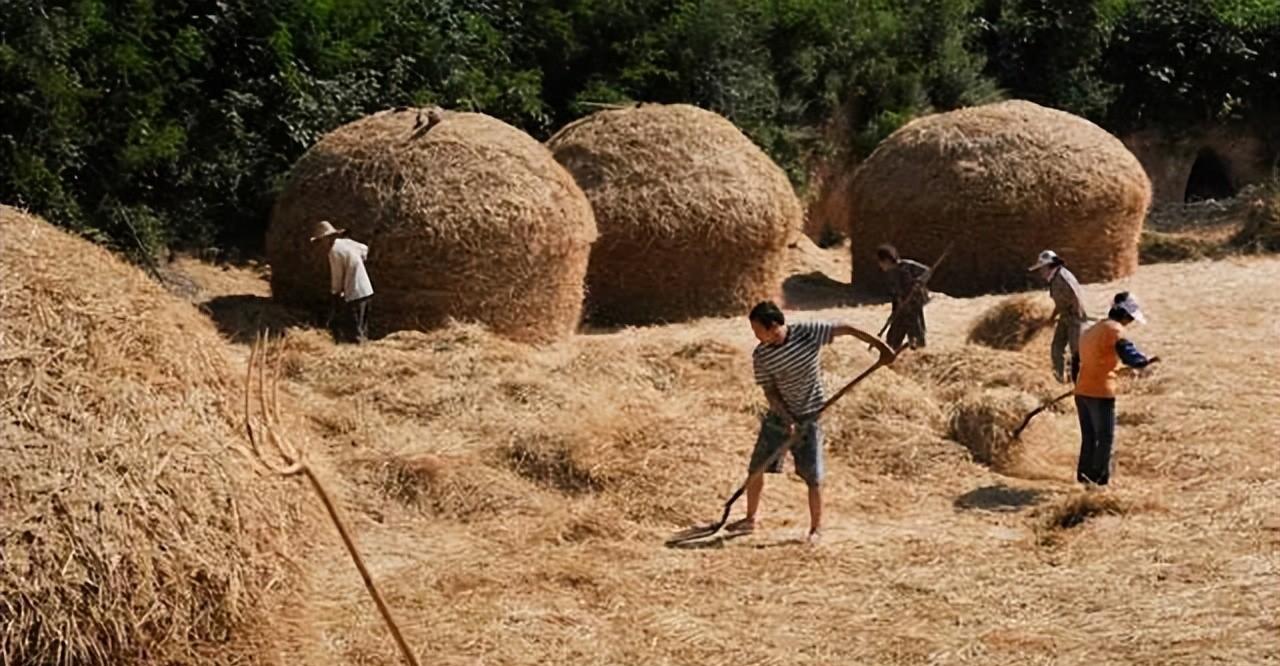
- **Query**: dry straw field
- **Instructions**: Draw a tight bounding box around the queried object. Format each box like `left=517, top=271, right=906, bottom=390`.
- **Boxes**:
left=173, top=239, right=1278, bottom=664
left=5, top=207, right=1277, bottom=664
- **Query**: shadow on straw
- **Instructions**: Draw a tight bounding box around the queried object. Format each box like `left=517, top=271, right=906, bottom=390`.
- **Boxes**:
left=664, top=532, right=751, bottom=550
left=953, top=483, right=1047, bottom=513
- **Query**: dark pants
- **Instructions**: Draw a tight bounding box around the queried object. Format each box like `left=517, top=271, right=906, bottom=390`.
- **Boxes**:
left=1074, top=395, right=1116, bottom=485
left=886, top=305, right=926, bottom=350
left=331, top=296, right=371, bottom=343
left=749, top=412, right=824, bottom=487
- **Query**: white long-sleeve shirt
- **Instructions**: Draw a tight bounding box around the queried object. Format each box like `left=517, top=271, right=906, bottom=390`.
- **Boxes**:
left=329, top=238, right=373, bottom=302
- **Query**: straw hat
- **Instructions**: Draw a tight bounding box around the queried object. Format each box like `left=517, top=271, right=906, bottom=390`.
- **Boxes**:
left=308, top=220, right=345, bottom=242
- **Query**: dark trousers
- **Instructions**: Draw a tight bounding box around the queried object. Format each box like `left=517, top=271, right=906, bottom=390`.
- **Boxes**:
left=1074, top=395, right=1116, bottom=485
left=886, top=305, right=926, bottom=349
left=331, top=295, right=371, bottom=343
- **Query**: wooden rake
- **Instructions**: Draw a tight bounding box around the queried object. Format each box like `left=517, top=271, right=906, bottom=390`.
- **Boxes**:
left=665, top=328, right=897, bottom=546
left=243, top=333, right=421, bottom=666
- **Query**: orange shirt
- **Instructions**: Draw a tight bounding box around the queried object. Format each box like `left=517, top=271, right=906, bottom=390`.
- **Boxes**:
left=1075, top=320, right=1124, bottom=398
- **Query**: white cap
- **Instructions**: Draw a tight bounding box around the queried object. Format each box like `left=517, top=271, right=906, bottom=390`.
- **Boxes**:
left=1028, top=249, right=1061, bottom=272
left=1112, top=292, right=1147, bottom=324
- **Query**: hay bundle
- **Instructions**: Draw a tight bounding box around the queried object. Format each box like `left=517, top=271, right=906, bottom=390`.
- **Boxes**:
left=948, top=388, right=1040, bottom=470
left=0, top=207, right=308, bottom=665
left=849, top=100, right=1152, bottom=296
left=896, top=345, right=1057, bottom=400
left=267, top=107, right=597, bottom=343
left=548, top=103, right=801, bottom=324
left=967, top=294, right=1055, bottom=350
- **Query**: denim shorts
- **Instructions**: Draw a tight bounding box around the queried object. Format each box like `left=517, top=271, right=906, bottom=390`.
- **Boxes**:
left=748, top=412, right=824, bottom=487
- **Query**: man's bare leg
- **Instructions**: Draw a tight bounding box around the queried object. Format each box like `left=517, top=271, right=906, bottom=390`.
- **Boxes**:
left=807, top=484, right=823, bottom=544
left=728, top=472, right=765, bottom=533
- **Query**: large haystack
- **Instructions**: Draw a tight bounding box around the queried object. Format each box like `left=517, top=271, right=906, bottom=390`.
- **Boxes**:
left=267, top=108, right=597, bottom=343
left=849, top=100, right=1151, bottom=296
left=548, top=103, right=800, bottom=324
left=0, top=207, right=307, bottom=665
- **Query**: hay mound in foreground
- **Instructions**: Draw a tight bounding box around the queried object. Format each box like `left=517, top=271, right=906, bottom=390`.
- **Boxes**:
left=268, top=108, right=597, bottom=343
left=0, top=207, right=306, bottom=665
left=849, top=100, right=1151, bottom=296
left=548, top=103, right=800, bottom=324
left=967, top=294, right=1054, bottom=350
left=949, top=388, right=1040, bottom=470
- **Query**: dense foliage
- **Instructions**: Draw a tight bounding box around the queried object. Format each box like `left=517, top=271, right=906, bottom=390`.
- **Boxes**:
left=2, top=0, right=1277, bottom=256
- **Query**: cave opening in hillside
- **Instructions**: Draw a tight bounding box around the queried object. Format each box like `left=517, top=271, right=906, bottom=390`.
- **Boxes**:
left=1184, top=148, right=1235, bottom=202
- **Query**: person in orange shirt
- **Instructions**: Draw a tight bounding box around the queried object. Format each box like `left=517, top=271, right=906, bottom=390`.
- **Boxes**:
left=1074, top=292, right=1160, bottom=486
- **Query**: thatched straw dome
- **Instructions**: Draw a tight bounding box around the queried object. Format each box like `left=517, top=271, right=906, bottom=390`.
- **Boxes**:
left=267, top=108, right=597, bottom=343
left=850, top=100, right=1152, bottom=296
left=548, top=103, right=800, bottom=324
left=0, top=207, right=309, bottom=665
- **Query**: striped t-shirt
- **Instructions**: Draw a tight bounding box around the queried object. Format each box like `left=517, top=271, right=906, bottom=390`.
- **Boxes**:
left=753, top=321, right=835, bottom=416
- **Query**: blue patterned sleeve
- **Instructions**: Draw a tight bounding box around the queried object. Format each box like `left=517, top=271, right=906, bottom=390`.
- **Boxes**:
left=1115, top=339, right=1151, bottom=368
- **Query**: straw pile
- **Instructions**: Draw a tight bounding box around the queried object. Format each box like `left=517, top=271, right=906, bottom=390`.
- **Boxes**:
left=967, top=294, right=1055, bottom=350
left=849, top=100, right=1152, bottom=296
left=267, top=107, right=597, bottom=343
left=948, top=387, right=1041, bottom=470
left=0, top=207, right=308, bottom=665
left=548, top=103, right=801, bottom=324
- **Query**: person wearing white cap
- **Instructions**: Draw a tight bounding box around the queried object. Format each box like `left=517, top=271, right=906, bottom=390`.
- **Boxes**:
left=1028, top=250, right=1088, bottom=383
left=1073, top=292, right=1160, bottom=486
left=310, top=220, right=374, bottom=343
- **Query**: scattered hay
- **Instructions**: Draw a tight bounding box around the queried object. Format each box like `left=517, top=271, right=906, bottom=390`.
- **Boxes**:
left=896, top=345, right=1058, bottom=400
left=1140, top=229, right=1226, bottom=263
left=267, top=107, right=597, bottom=343
left=967, top=294, right=1054, bottom=350
left=548, top=103, right=800, bottom=324
left=376, top=452, right=448, bottom=504
left=1233, top=186, right=1280, bottom=253
left=366, top=450, right=531, bottom=521
left=1039, top=491, right=1130, bottom=530
left=506, top=432, right=608, bottom=495
left=0, top=207, right=310, bottom=665
left=849, top=100, right=1151, bottom=296
left=948, top=388, right=1040, bottom=469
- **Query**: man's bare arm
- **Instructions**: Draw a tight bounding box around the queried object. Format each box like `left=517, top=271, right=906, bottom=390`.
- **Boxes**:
left=833, top=324, right=882, bottom=347
left=762, top=383, right=795, bottom=424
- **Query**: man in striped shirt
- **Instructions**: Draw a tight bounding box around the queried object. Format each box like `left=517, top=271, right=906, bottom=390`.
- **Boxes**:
left=728, top=301, right=875, bottom=544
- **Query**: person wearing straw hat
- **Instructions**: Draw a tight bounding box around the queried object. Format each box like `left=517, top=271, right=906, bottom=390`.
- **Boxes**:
left=1029, top=249, right=1089, bottom=383
left=1073, top=292, right=1160, bottom=487
left=310, top=220, right=373, bottom=343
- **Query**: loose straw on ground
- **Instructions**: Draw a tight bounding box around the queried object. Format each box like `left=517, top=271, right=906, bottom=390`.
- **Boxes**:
left=243, top=333, right=421, bottom=666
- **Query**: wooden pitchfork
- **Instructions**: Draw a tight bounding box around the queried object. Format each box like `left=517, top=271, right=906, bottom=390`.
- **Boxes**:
left=665, top=328, right=898, bottom=546
left=243, top=333, right=421, bottom=666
